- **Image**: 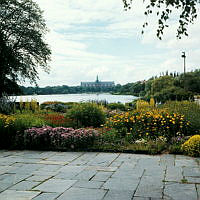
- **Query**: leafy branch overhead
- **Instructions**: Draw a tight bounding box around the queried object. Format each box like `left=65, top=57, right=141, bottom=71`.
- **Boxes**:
left=0, top=0, right=51, bottom=96
left=122, top=0, right=199, bottom=39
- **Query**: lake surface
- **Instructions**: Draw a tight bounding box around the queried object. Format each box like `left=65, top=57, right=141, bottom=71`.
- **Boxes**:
left=15, top=93, right=137, bottom=104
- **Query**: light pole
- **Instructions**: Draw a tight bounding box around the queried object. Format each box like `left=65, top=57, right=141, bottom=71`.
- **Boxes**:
left=181, top=52, right=186, bottom=74
left=181, top=52, right=186, bottom=89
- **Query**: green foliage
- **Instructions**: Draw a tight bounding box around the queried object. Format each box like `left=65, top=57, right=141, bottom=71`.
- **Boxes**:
left=112, top=81, right=145, bottom=96
left=0, top=114, right=16, bottom=148
left=67, top=103, right=106, bottom=128
left=163, top=101, right=200, bottom=133
left=178, top=69, right=200, bottom=93
left=152, top=76, right=175, bottom=94
left=181, top=135, right=200, bottom=157
left=107, top=103, right=126, bottom=111
left=0, top=0, right=51, bottom=96
left=123, top=0, right=199, bottom=39
left=168, top=144, right=183, bottom=154
left=153, top=86, right=193, bottom=103
left=95, top=133, right=166, bottom=155
left=13, top=113, right=45, bottom=133
left=144, top=75, right=194, bottom=103
left=21, top=85, right=115, bottom=95
left=40, top=101, right=75, bottom=112
left=0, top=94, right=16, bottom=114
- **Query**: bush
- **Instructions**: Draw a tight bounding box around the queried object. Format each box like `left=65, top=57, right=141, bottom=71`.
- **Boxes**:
left=181, top=135, right=200, bottom=157
left=0, top=94, right=16, bottom=114
left=67, top=103, right=106, bottom=128
left=13, top=113, right=45, bottom=132
left=24, top=126, right=99, bottom=150
left=107, top=103, right=126, bottom=111
left=163, top=101, right=200, bottom=133
left=106, top=109, right=190, bottom=141
left=153, top=86, right=193, bottom=103
left=40, top=101, right=75, bottom=112
left=0, top=114, right=16, bottom=148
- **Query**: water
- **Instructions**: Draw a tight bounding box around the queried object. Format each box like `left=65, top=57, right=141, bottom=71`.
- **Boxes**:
left=15, top=93, right=137, bottom=104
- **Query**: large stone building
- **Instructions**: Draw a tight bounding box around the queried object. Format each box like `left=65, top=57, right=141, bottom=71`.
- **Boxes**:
left=81, top=76, right=115, bottom=88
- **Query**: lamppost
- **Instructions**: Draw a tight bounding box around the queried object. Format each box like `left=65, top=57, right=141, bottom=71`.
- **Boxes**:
left=181, top=52, right=186, bottom=74
left=181, top=52, right=186, bottom=89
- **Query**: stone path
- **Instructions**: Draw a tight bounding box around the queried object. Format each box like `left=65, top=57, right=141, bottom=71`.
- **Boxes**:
left=0, top=150, right=199, bottom=200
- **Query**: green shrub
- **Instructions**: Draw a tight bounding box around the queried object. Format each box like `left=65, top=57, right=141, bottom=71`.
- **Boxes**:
left=0, top=94, right=16, bottom=114
left=181, top=135, right=200, bottom=157
left=67, top=103, right=106, bottom=128
left=163, top=101, right=200, bottom=133
left=0, top=114, right=16, bottom=148
left=107, top=103, right=126, bottom=111
left=13, top=113, right=45, bottom=133
left=40, top=101, right=76, bottom=112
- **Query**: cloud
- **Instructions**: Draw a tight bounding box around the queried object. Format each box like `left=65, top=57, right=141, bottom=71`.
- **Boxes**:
left=28, top=0, right=200, bottom=88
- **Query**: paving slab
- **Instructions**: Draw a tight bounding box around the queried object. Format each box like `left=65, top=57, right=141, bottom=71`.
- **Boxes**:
left=103, top=177, right=139, bottom=191
left=92, top=171, right=113, bottom=182
left=0, top=182, right=13, bottom=193
left=57, top=187, right=107, bottom=200
left=134, top=176, right=164, bottom=199
left=164, top=182, right=197, bottom=200
left=0, top=189, right=40, bottom=200
left=74, top=169, right=97, bottom=180
left=197, top=184, right=200, bottom=199
left=26, top=175, right=53, bottom=182
left=32, top=192, right=60, bottom=200
left=33, top=178, right=76, bottom=193
left=68, top=152, right=98, bottom=166
left=103, top=189, right=133, bottom=200
left=9, top=180, right=40, bottom=191
left=165, top=166, right=183, bottom=182
left=183, top=166, right=200, bottom=177
left=0, top=173, right=31, bottom=184
left=73, top=180, right=104, bottom=189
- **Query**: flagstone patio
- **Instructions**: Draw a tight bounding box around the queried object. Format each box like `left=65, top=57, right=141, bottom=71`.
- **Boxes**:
left=0, top=150, right=199, bottom=200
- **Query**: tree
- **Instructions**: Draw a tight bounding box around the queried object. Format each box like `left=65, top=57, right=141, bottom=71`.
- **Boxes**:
left=152, top=75, right=174, bottom=94
left=123, top=0, right=199, bottom=39
left=0, top=0, right=51, bottom=96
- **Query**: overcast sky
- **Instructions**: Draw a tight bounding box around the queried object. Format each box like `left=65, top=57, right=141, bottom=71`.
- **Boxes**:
left=32, top=0, right=200, bottom=87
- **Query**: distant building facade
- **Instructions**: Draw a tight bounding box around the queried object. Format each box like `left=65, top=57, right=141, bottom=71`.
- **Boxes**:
left=81, top=76, right=115, bottom=88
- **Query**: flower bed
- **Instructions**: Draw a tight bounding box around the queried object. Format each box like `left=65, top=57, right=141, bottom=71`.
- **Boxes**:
left=24, top=126, right=99, bottom=150
left=105, top=109, right=190, bottom=142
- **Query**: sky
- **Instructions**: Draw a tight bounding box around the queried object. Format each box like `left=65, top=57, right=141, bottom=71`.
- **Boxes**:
left=32, top=0, right=200, bottom=87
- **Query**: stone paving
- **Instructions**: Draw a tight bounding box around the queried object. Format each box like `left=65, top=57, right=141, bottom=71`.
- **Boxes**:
left=0, top=150, right=199, bottom=200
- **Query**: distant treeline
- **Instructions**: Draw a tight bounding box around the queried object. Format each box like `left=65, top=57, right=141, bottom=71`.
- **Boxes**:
left=20, top=85, right=116, bottom=95
left=20, top=69, right=200, bottom=103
